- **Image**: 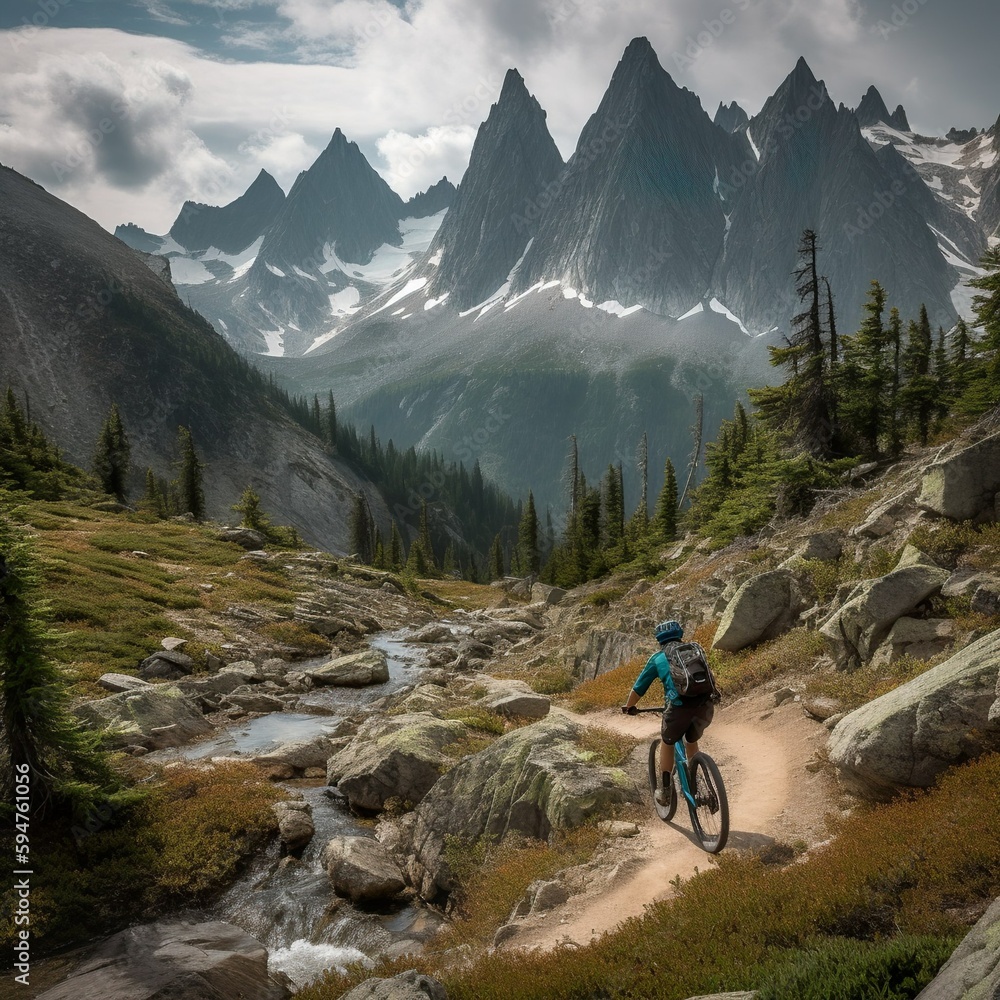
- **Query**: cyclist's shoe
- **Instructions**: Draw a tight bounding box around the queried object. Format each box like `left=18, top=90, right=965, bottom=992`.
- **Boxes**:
left=654, top=778, right=672, bottom=808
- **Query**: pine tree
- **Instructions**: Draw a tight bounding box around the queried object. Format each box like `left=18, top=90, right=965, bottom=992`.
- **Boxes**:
left=653, top=457, right=679, bottom=541
left=964, top=246, right=1000, bottom=411
left=517, top=491, right=540, bottom=575
left=175, top=426, right=205, bottom=519
left=949, top=318, right=976, bottom=400
left=840, top=281, right=888, bottom=457
left=406, top=539, right=429, bottom=576
left=0, top=506, right=116, bottom=812
left=886, top=306, right=904, bottom=456
left=232, top=485, right=269, bottom=534
left=349, top=492, right=374, bottom=563
left=139, top=468, right=164, bottom=518
left=900, top=311, right=935, bottom=446
left=418, top=499, right=436, bottom=569
left=749, top=231, right=835, bottom=455
left=602, top=464, right=624, bottom=548
left=389, top=521, right=404, bottom=571
left=93, top=403, right=131, bottom=501
left=490, top=533, right=505, bottom=580
left=326, top=391, right=337, bottom=447
left=442, top=543, right=455, bottom=576
left=373, top=529, right=385, bottom=570
left=632, top=432, right=649, bottom=534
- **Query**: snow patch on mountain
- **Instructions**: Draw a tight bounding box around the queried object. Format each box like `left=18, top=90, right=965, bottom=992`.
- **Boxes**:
left=709, top=298, right=751, bottom=336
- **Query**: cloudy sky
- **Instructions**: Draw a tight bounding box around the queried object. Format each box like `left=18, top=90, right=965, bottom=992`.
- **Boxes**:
left=1, top=0, right=997, bottom=233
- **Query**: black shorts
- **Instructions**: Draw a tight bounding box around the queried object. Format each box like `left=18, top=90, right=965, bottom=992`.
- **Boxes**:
left=661, top=698, right=714, bottom=745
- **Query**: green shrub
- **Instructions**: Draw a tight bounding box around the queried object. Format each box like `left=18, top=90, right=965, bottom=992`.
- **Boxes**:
left=756, top=935, right=957, bottom=1000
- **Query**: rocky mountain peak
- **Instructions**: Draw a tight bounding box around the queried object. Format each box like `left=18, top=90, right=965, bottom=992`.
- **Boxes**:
left=715, top=101, right=749, bottom=133
left=423, top=68, right=563, bottom=309
left=855, top=85, right=910, bottom=131
left=167, top=167, right=285, bottom=254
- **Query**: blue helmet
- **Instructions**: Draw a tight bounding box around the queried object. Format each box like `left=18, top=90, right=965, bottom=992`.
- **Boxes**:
left=655, top=619, right=683, bottom=644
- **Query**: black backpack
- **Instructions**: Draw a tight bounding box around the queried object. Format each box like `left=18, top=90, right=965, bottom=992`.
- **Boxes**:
left=663, top=641, right=720, bottom=701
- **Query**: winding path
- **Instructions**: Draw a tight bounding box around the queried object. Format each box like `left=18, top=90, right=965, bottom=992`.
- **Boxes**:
left=504, top=691, right=837, bottom=951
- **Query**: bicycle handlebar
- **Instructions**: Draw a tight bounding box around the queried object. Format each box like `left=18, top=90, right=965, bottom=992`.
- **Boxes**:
left=623, top=706, right=665, bottom=714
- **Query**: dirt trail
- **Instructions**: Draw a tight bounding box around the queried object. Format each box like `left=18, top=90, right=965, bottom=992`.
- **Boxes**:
left=504, top=691, right=839, bottom=952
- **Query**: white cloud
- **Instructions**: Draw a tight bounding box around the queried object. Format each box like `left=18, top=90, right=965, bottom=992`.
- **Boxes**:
left=375, top=125, right=476, bottom=199
left=0, top=0, right=995, bottom=233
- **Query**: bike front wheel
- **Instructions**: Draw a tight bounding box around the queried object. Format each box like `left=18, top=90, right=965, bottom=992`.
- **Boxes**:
left=687, top=753, right=729, bottom=853
left=647, top=738, right=677, bottom=822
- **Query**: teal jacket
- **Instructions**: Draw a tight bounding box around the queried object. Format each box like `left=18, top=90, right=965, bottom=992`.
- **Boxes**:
left=632, top=649, right=683, bottom=707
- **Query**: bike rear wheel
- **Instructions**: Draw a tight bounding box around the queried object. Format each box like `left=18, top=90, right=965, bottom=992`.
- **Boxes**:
left=647, top=738, right=677, bottom=821
left=686, top=753, right=729, bottom=853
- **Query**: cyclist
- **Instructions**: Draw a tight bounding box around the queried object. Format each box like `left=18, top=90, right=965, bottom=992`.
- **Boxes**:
left=622, top=620, right=714, bottom=807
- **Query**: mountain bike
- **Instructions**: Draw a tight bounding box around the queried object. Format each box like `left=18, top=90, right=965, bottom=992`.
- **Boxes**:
left=635, top=706, right=729, bottom=853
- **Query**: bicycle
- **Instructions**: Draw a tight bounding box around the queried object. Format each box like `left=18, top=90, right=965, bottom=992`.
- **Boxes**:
left=634, top=706, right=729, bottom=854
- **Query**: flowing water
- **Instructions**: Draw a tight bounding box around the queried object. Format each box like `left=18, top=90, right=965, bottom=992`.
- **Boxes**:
left=155, top=627, right=459, bottom=989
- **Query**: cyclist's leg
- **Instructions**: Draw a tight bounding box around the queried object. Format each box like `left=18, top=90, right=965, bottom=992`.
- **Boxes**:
left=658, top=739, right=674, bottom=777
left=683, top=703, right=715, bottom=780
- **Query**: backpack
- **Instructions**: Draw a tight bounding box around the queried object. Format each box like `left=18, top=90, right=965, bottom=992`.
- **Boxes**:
left=663, top=641, right=720, bottom=701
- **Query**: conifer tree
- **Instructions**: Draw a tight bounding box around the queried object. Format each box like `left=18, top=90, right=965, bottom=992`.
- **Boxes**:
left=139, top=468, right=163, bottom=517
left=418, top=499, right=435, bottom=569
left=232, top=485, right=269, bottom=534
left=965, top=246, right=1000, bottom=410
left=900, top=311, right=935, bottom=446
left=949, top=318, right=975, bottom=400
left=490, top=533, right=505, bottom=580
left=175, top=426, right=205, bottom=519
left=373, top=529, right=385, bottom=569
left=326, top=391, right=337, bottom=447
left=602, top=464, right=624, bottom=548
left=349, top=493, right=374, bottom=563
left=886, top=306, right=904, bottom=455
left=517, top=491, right=540, bottom=575
left=653, top=457, right=679, bottom=541
left=840, top=281, right=888, bottom=457
left=389, top=521, right=404, bottom=571
left=406, top=539, right=429, bottom=576
left=93, top=403, right=131, bottom=501
left=0, top=506, right=115, bottom=812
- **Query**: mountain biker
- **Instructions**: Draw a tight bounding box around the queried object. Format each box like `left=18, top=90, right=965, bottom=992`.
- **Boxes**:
left=622, top=620, right=714, bottom=807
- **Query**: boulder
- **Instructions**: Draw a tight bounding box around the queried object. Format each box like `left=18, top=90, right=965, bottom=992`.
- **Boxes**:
left=97, top=673, right=153, bottom=693
left=35, top=919, right=291, bottom=1000
left=530, top=582, right=567, bottom=605
left=138, top=649, right=195, bottom=680
left=176, top=672, right=248, bottom=699
left=306, top=649, right=389, bottom=687
left=254, top=735, right=335, bottom=773
left=321, top=836, right=406, bottom=902
left=871, top=618, right=956, bottom=664
left=224, top=691, right=286, bottom=714
left=713, top=570, right=803, bottom=653
left=918, top=430, right=1000, bottom=522
left=942, top=569, right=1000, bottom=600
left=570, top=629, right=645, bottom=681
left=335, top=970, right=447, bottom=1000
left=798, top=531, right=843, bottom=562
left=914, top=896, right=1000, bottom=999
left=218, top=527, right=267, bottom=549
left=486, top=692, right=551, bottom=719
left=408, top=716, right=639, bottom=897
left=326, top=713, right=468, bottom=811
left=74, top=686, right=212, bottom=749
left=819, top=564, right=949, bottom=669
left=828, top=628, right=1000, bottom=799
left=272, top=800, right=315, bottom=852
left=972, top=582, right=1000, bottom=617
